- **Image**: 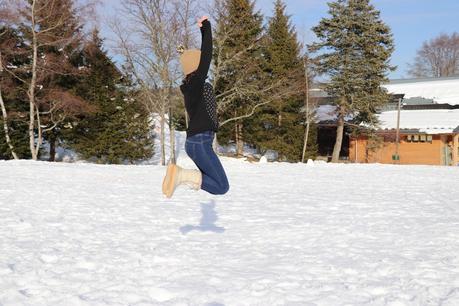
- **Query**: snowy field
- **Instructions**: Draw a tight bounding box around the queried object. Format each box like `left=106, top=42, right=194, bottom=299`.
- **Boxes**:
left=1, top=158, right=459, bottom=305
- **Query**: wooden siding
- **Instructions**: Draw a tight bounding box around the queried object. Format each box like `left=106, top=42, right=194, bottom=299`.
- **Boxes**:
left=349, top=133, right=459, bottom=166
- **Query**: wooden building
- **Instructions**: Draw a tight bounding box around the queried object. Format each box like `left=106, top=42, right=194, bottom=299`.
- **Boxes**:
left=314, top=77, right=459, bottom=165
left=349, top=109, right=459, bottom=166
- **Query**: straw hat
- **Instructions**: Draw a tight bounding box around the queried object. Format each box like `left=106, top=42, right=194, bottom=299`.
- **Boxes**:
left=179, top=49, right=201, bottom=76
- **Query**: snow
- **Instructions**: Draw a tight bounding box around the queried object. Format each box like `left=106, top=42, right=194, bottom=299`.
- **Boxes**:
left=378, top=109, right=459, bottom=134
left=315, top=78, right=459, bottom=125
left=1, top=119, right=459, bottom=304
left=383, top=78, right=459, bottom=106
left=316, top=104, right=337, bottom=121
left=1, top=155, right=459, bottom=304
left=316, top=105, right=459, bottom=135
left=315, top=104, right=354, bottom=122
left=259, top=155, right=268, bottom=163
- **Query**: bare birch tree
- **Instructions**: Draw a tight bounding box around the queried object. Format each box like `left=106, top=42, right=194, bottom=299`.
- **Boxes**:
left=174, top=0, right=200, bottom=129
left=301, top=56, right=311, bottom=163
left=0, top=0, right=20, bottom=159
left=112, top=0, right=195, bottom=166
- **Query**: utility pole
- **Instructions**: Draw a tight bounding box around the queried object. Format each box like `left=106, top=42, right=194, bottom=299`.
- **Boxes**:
left=393, top=97, right=402, bottom=163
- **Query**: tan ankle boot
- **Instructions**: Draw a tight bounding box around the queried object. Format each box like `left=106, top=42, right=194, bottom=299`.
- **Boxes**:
left=162, top=164, right=202, bottom=198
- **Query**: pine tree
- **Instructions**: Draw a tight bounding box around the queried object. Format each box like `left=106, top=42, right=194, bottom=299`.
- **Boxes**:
left=41, top=0, right=89, bottom=161
left=67, top=30, right=153, bottom=164
left=213, top=0, right=265, bottom=156
left=309, top=0, right=394, bottom=162
left=246, top=0, right=317, bottom=161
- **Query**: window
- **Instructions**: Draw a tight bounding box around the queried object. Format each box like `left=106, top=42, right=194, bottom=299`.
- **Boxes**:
left=406, top=134, right=433, bottom=143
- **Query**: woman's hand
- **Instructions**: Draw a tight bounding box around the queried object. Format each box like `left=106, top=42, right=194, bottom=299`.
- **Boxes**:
left=197, top=16, right=209, bottom=28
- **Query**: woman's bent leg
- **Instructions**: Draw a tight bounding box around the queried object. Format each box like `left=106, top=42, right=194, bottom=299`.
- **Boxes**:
left=185, top=134, right=229, bottom=195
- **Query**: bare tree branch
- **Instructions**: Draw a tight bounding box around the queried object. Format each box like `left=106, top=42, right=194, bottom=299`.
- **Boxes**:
left=408, top=32, right=459, bottom=77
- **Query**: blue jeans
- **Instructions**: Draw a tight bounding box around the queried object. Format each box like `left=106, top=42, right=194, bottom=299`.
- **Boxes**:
left=185, top=131, right=229, bottom=195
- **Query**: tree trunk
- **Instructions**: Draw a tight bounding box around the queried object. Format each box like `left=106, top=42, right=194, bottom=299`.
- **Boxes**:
left=332, top=112, right=345, bottom=163
left=302, top=58, right=310, bottom=163
left=0, top=87, right=19, bottom=160
left=48, top=133, right=56, bottom=162
left=235, top=121, right=243, bottom=157
left=302, top=122, right=310, bottom=163
left=170, top=122, right=176, bottom=164
left=168, top=96, right=176, bottom=164
left=29, top=0, right=39, bottom=161
left=234, top=122, right=238, bottom=156
left=0, top=51, right=19, bottom=159
left=160, top=105, right=166, bottom=166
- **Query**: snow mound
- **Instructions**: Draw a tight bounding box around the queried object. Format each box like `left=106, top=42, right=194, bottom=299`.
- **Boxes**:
left=259, top=156, right=268, bottom=163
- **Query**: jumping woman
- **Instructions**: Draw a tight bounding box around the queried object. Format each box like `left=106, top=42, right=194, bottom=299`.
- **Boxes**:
left=162, top=16, right=229, bottom=198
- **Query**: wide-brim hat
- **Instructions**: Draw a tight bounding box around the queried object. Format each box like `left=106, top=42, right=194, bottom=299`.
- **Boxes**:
left=180, top=49, right=201, bottom=76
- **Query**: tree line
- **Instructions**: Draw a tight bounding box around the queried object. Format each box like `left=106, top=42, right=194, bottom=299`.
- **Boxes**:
left=0, top=0, right=456, bottom=164
left=0, top=0, right=152, bottom=163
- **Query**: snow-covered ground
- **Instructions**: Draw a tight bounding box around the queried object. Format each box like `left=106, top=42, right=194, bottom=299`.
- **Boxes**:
left=1, top=155, right=459, bottom=305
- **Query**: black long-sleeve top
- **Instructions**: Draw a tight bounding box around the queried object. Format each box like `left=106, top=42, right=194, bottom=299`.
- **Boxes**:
left=180, top=19, right=219, bottom=137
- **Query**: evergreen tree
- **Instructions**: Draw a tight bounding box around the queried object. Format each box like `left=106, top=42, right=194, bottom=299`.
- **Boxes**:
left=213, top=0, right=265, bottom=156
left=37, top=0, right=87, bottom=161
left=16, top=0, right=89, bottom=160
left=246, top=0, right=317, bottom=161
left=0, top=26, right=31, bottom=159
left=67, top=30, right=153, bottom=164
left=309, top=0, right=394, bottom=162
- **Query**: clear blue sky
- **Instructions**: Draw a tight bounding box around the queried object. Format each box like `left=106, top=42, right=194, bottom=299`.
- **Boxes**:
left=255, top=0, right=459, bottom=79
left=98, top=0, right=459, bottom=79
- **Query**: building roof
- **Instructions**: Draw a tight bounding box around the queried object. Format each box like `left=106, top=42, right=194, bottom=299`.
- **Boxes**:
left=378, top=109, right=459, bottom=134
left=314, top=77, right=459, bottom=132
left=312, top=76, right=459, bottom=106
left=315, top=105, right=355, bottom=122
left=383, top=76, right=459, bottom=106
left=316, top=105, right=459, bottom=134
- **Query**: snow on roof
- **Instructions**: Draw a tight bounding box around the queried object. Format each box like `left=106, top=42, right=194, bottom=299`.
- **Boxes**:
left=383, top=77, right=459, bottom=106
left=378, top=109, right=459, bottom=134
left=316, top=104, right=337, bottom=121
left=315, top=105, right=354, bottom=122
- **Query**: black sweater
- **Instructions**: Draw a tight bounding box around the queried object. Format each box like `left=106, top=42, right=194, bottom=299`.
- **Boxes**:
left=179, top=20, right=218, bottom=137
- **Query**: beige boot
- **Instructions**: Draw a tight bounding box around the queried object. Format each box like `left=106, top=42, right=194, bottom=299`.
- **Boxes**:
left=162, top=164, right=202, bottom=198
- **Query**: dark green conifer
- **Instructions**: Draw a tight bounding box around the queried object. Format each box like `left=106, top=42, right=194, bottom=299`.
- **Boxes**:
left=213, top=0, right=265, bottom=155
left=247, top=0, right=317, bottom=161
left=309, top=0, right=395, bottom=162
left=67, top=30, right=153, bottom=164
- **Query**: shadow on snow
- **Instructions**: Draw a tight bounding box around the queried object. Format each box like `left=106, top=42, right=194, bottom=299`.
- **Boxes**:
left=180, top=200, right=225, bottom=234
